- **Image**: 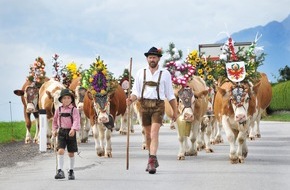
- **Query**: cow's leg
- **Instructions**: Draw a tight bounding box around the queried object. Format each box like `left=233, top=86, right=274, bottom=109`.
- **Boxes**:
left=177, top=135, right=186, bottom=160
left=248, top=119, right=256, bottom=140
left=210, top=120, right=217, bottom=144
left=24, top=112, right=32, bottom=144
left=186, top=122, right=199, bottom=156
left=83, top=117, right=91, bottom=142
left=204, top=120, right=214, bottom=153
left=93, top=124, right=104, bottom=157
left=237, top=131, right=248, bottom=163
left=79, top=115, right=90, bottom=143
left=47, top=119, right=53, bottom=149
left=255, top=112, right=262, bottom=138
left=105, top=129, right=112, bottom=158
left=114, top=115, right=121, bottom=132
left=120, top=114, right=129, bottom=135
left=248, top=111, right=258, bottom=140
left=169, top=120, right=175, bottom=130
left=76, top=118, right=83, bottom=144
left=214, top=121, right=224, bottom=144
left=197, top=120, right=206, bottom=151
left=222, top=117, right=238, bottom=164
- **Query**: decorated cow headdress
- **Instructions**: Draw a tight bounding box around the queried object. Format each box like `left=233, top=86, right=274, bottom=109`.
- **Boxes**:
left=81, top=56, right=118, bottom=97
left=26, top=57, right=46, bottom=88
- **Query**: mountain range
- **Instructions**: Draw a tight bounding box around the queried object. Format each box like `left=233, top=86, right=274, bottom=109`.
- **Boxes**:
left=218, top=14, right=290, bottom=82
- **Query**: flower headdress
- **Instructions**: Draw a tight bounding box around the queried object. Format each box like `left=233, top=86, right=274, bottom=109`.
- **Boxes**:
left=118, top=68, right=134, bottom=94
left=216, top=34, right=265, bottom=84
left=61, top=61, right=82, bottom=88
left=163, top=43, right=195, bottom=87
left=26, top=57, right=46, bottom=88
left=186, top=50, right=217, bottom=87
left=81, top=56, right=118, bottom=96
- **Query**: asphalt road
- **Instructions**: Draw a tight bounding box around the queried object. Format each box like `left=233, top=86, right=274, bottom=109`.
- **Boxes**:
left=0, top=121, right=290, bottom=190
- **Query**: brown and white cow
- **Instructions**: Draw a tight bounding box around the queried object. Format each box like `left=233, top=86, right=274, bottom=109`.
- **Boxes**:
left=131, top=100, right=147, bottom=150
left=248, top=73, right=272, bottom=140
left=83, top=84, right=127, bottom=157
left=197, top=87, right=216, bottom=152
left=214, top=80, right=260, bottom=164
left=69, top=77, right=90, bottom=143
left=38, top=78, right=65, bottom=148
left=13, top=78, right=49, bottom=143
left=165, top=76, right=208, bottom=160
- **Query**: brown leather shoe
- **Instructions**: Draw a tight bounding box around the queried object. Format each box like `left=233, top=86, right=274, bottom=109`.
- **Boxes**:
left=147, top=155, right=157, bottom=174
left=145, top=156, right=159, bottom=172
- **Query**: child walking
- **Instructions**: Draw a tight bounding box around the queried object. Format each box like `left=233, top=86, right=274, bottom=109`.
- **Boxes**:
left=52, top=89, right=80, bottom=180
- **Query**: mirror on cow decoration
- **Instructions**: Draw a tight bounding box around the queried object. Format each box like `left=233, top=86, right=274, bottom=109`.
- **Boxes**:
left=118, top=68, right=134, bottom=95
left=178, top=87, right=194, bottom=108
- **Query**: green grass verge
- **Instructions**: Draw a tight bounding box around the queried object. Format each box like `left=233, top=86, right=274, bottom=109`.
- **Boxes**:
left=0, top=121, right=36, bottom=144
left=262, top=112, right=290, bottom=122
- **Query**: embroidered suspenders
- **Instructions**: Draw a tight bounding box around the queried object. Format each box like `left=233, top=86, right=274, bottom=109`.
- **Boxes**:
left=58, top=107, right=74, bottom=128
left=141, top=69, right=163, bottom=100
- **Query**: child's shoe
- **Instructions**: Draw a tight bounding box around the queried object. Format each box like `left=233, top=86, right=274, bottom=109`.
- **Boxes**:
left=68, top=169, right=75, bottom=180
left=55, top=169, right=65, bottom=179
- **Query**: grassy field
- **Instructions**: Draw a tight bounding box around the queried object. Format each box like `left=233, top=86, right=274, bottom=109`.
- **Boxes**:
left=0, top=112, right=289, bottom=144
left=262, top=111, right=290, bottom=122
left=0, top=121, right=36, bottom=144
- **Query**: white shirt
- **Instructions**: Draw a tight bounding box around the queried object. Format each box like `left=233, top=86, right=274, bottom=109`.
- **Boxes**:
left=131, top=65, right=176, bottom=101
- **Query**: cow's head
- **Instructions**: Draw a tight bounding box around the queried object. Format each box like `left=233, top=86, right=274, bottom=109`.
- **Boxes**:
left=14, top=85, right=39, bottom=113
left=218, top=82, right=260, bottom=124
left=46, top=88, right=63, bottom=112
left=75, top=86, right=87, bottom=112
left=177, top=87, right=208, bottom=122
left=88, top=91, right=114, bottom=128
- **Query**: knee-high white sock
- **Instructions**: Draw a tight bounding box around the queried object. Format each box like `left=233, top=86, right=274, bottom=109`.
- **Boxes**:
left=57, top=155, right=64, bottom=170
left=69, top=156, right=75, bottom=170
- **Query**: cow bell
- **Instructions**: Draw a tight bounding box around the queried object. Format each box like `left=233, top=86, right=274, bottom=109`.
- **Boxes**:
left=176, top=116, right=192, bottom=137
left=103, top=114, right=115, bottom=130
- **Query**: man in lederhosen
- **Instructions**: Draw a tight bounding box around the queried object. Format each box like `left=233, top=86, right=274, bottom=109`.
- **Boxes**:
left=126, top=47, right=177, bottom=174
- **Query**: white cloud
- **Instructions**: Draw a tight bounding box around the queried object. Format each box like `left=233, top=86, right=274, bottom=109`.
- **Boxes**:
left=0, top=0, right=290, bottom=121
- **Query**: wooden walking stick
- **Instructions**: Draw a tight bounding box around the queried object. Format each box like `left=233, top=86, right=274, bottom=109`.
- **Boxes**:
left=126, top=57, right=132, bottom=170
left=54, top=135, right=58, bottom=174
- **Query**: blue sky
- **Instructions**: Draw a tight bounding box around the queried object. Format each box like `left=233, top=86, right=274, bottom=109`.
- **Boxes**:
left=1, top=0, right=290, bottom=121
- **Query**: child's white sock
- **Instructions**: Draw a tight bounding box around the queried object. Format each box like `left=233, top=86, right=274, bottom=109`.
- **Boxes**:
left=57, top=155, right=64, bottom=170
left=69, top=156, right=75, bottom=170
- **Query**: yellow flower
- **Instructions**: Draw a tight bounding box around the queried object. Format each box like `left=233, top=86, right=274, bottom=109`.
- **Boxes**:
left=207, top=75, right=213, bottom=80
left=100, top=89, right=106, bottom=95
left=198, top=69, right=203, bottom=74
left=93, top=71, right=97, bottom=75
left=190, top=50, right=198, bottom=58
left=89, top=77, right=93, bottom=83
left=102, top=70, right=107, bottom=75
left=205, top=67, right=212, bottom=72
left=91, top=89, right=96, bottom=95
left=200, top=75, right=205, bottom=79
left=97, top=66, right=103, bottom=71
left=195, top=57, right=200, bottom=63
